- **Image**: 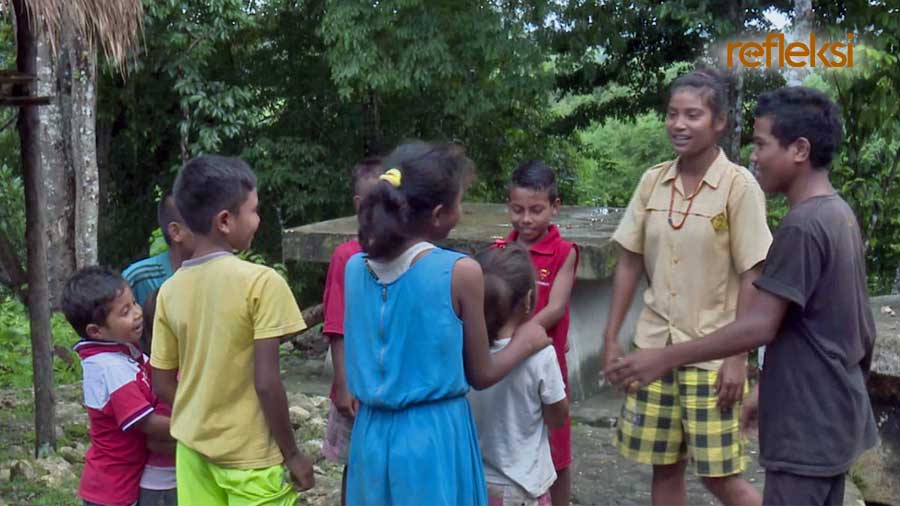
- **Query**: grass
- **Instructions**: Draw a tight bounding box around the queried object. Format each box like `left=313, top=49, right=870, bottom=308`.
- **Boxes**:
left=0, top=387, right=81, bottom=506
left=0, top=297, right=82, bottom=389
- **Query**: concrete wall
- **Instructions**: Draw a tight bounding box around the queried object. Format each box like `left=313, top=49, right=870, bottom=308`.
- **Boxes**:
left=566, top=278, right=646, bottom=401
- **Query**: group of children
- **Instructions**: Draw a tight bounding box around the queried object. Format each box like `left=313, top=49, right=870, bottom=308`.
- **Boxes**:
left=60, top=68, right=876, bottom=506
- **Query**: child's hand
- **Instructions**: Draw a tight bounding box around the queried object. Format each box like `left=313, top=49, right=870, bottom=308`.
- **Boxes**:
left=605, top=348, right=672, bottom=389
left=334, top=385, right=359, bottom=419
left=601, top=341, right=625, bottom=377
left=512, top=321, right=552, bottom=353
left=716, top=355, right=747, bottom=409
left=285, top=452, right=315, bottom=491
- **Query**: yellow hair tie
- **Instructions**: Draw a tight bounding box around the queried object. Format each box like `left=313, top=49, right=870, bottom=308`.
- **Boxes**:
left=379, top=168, right=402, bottom=188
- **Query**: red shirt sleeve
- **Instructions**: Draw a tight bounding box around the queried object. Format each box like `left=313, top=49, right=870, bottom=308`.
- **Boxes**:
left=107, top=380, right=154, bottom=431
left=323, top=242, right=361, bottom=338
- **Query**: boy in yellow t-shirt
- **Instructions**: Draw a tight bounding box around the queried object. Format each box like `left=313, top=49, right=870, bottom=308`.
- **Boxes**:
left=151, top=155, right=314, bottom=505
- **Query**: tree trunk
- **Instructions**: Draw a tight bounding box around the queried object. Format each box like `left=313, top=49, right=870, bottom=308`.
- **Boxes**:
left=37, top=33, right=75, bottom=309
left=715, top=0, right=745, bottom=163
left=363, top=87, right=382, bottom=156
left=13, top=0, right=58, bottom=457
left=726, top=68, right=744, bottom=163
left=70, top=35, right=99, bottom=268
left=786, top=0, right=814, bottom=86
left=37, top=21, right=100, bottom=307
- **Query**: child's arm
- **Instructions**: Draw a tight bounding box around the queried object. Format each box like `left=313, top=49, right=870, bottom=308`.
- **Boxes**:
left=327, top=334, right=357, bottom=418
left=716, top=264, right=762, bottom=408
left=542, top=398, right=569, bottom=429
left=152, top=368, right=178, bottom=406
left=539, top=347, right=569, bottom=429
left=531, top=248, right=578, bottom=331
left=254, top=338, right=315, bottom=490
left=601, top=246, right=644, bottom=373
left=136, top=413, right=173, bottom=441
left=454, top=257, right=552, bottom=390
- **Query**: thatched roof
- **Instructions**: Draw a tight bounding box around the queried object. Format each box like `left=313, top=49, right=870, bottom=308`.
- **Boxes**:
left=3, top=0, right=143, bottom=71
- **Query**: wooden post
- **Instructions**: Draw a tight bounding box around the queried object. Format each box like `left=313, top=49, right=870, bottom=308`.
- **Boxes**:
left=13, top=0, right=57, bottom=456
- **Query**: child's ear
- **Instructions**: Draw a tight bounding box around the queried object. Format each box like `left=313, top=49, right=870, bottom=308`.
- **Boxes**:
left=167, top=221, right=190, bottom=244
left=214, top=209, right=231, bottom=234
left=431, top=203, right=444, bottom=226
left=85, top=323, right=104, bottom=340
left=713, top=112, right=727, bottom=135
left=352, top=195, right=363, bottom=212
left=551, top=198, right=561, bottom=215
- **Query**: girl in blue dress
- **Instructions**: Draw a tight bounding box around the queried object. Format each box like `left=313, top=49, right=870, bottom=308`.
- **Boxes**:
left=343, top=142, right=552, bottom=506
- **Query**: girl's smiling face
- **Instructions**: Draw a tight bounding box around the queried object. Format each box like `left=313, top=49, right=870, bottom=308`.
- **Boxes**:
left=666, top=88, right=726, bottom=157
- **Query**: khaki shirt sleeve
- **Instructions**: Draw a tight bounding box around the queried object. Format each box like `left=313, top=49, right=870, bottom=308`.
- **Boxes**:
left=612, top=170, right=653, bottom=254
left=251, top=269, right=307, bottom=340
left=728, top=175, right=773, bottom=273
left=150, top=288, right=179, bottom=370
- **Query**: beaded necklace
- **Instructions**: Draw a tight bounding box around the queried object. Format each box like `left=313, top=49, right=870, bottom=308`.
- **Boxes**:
left=667, top=178, right=703, bottom=230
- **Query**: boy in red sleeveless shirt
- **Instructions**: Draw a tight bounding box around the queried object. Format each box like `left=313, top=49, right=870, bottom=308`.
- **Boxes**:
left=320, top=157, right=383, bottom=505
left=504, top=161, right=578, bottom=506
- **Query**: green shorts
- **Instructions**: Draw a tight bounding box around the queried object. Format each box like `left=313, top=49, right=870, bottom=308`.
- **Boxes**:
left=614, top=366, right=748, bottom=477
left=176, top=443, right=297, bottom=506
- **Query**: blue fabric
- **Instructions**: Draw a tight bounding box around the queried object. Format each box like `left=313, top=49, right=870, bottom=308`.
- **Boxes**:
left=122, top=251, right=173, bottom=306
left=344, top=248, right=487, bottom=506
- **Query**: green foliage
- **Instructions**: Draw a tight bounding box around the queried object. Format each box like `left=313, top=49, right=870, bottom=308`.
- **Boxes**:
left=576, top=113, right=673, bottom=207
left=148, top=228, right=169, bottom=257
left=0, top=298, right=82, bottom=388
left=0, top=164, right=25, bottom=262
left=87, top=0, right=900, bottom=296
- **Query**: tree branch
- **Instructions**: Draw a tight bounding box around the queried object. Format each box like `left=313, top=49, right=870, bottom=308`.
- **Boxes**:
left=0, top=112, right=16, bottom=134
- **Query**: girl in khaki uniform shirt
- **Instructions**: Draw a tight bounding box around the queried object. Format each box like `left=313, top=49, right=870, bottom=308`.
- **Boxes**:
left=602, top=70, right=772, bottom=506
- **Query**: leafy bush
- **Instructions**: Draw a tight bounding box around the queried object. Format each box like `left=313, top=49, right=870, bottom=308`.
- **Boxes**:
left=575, top=112, right=673, bottom=208
left=0, top=297, right=82, bottom=388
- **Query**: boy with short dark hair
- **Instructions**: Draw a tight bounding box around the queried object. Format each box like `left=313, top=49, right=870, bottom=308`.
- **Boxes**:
left=62, top=266, right=173, bottom=506
left=320, top=156, right=382, bottom=506
left=150, top=155, right=314, bottom=505
left=505, top=160, right=579, bottom=506
left=607, top=86, right=878, bottom=506
left=123, top=191, right=194, bottom=307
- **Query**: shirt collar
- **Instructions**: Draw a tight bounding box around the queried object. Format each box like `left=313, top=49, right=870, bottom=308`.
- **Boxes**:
left=662, top=148, right=729, bottom=190
left=506, top=224, right=561, bottom=256
left=182, top=250, right=232, bottom=268
left=73, top=340, right=142, bottom=361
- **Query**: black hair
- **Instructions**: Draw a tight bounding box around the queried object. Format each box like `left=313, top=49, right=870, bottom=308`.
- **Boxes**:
left=669, top=67, right=729, bottom=120
left=62, top=266, right=128, bottom=340
left=141, top=290, right=158, bottom=352
left=509, top=160, right=559, bottom=202
left=754, top=86, right=843, bottom=170
left=358, top=141, right=474, bottom=260
left=157, top=191, right=180, bottom=245
left=474, top=243, right=535, bottom=343
left=351, top=156, right=384, bottom=195
left=173, top=155, right=257, bottom=235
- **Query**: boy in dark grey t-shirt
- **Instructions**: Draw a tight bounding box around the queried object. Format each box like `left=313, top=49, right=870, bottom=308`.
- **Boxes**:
left=605, top=86, right=878, bottom=506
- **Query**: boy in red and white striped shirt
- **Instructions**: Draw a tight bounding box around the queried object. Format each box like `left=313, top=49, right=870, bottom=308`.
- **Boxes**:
left=63, top=267, right=174, bottom=506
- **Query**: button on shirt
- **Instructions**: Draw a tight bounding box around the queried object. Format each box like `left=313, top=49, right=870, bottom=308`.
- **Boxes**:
left=611, top=150, right=772, bottom=370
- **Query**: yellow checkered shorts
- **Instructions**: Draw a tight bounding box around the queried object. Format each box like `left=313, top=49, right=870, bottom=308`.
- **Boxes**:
left=614, top=367, right=748, bottom=477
